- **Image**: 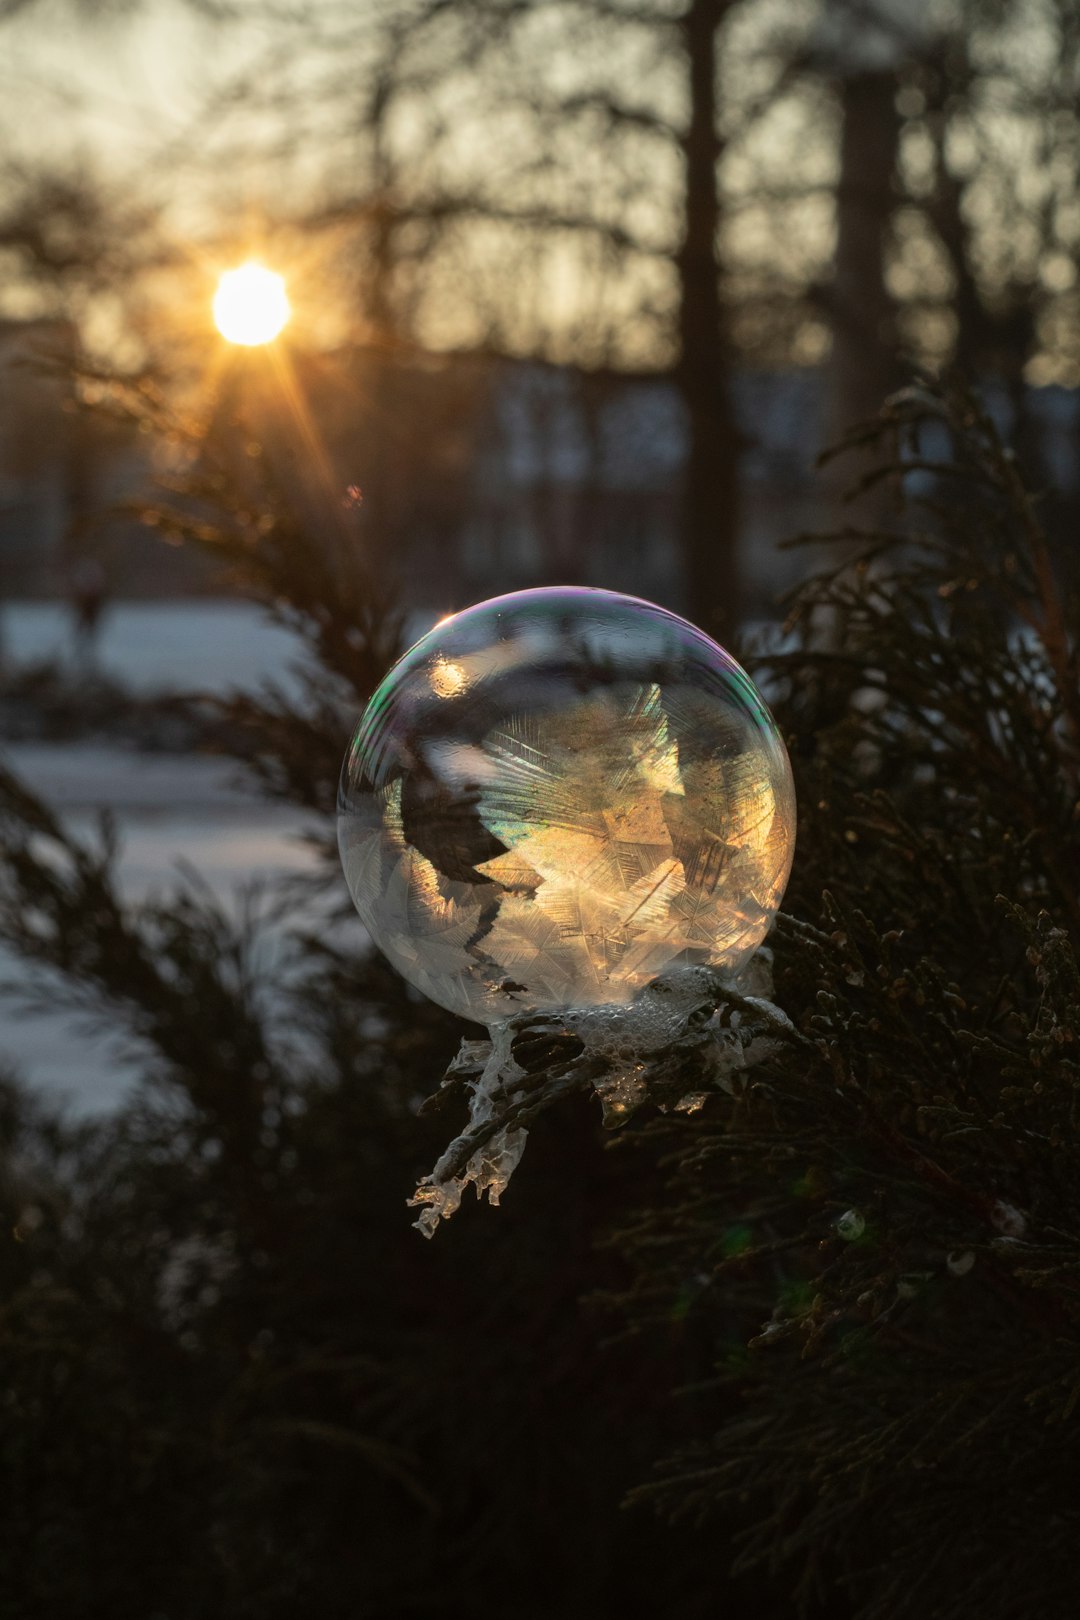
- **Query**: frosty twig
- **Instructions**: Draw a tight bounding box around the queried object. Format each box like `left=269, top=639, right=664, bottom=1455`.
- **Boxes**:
left=408, top=958, right=806, bottom=1236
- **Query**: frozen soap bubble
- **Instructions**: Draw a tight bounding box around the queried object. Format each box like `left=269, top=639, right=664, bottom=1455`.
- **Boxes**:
left=338, top=587, right=796, bottom=1025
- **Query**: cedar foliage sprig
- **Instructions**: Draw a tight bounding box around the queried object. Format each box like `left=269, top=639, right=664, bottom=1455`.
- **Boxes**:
left=611, top=379, right=1080, bottom=1620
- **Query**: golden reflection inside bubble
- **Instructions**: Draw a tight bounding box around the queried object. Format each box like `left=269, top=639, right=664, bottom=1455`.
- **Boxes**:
left=429, top=658, right=468, bottom=698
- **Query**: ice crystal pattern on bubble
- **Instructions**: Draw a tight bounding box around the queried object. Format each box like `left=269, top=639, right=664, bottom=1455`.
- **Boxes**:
left=339, top=588, right=796, bottom=1024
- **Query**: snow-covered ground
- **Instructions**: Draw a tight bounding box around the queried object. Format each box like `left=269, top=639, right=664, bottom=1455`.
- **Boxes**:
left=0, top=746, right=322, bottom=1117
left=0, top=599, right=305, bottom=694
left=0, top=602, right=334, bottom=1116
left=0, top=598, right=436, bottom=692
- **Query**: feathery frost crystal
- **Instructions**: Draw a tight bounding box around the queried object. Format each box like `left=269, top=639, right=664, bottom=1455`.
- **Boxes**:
left=338, top=588, right=796, bottom=1024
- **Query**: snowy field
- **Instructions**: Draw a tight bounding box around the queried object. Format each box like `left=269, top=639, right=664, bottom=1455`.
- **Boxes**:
left=0, top=602, right=336, bottom=1116
left=0, top=599, right=305, bottom=694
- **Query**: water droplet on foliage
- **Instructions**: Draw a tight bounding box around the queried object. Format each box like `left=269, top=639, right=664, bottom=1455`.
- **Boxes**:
left=834, top=1208, right=866, bottom=1241
left=991, top=1200, right=1026, bottom=1238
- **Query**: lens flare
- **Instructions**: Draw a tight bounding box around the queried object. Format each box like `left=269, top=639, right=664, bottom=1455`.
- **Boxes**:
left=213, top=262, right=290, bottom=346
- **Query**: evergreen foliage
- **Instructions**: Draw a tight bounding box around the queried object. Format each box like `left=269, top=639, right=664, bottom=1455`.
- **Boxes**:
left=614, top=381, right=1080, bottom=1619
left=0, top=377, right=1077, bottom=1618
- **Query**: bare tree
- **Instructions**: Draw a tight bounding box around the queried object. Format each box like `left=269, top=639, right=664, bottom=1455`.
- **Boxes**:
left=192, top=0, right=769, bottom=637
left=11, top=0, right=1080, bottom=629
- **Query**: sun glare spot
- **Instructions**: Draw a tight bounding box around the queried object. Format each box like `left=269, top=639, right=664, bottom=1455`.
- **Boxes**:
left=429, top=658, right=468, bottom=698
left=213, top=263, right=291, bottom=346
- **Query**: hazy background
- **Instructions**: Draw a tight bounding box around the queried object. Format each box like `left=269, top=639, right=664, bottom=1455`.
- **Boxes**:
left=2, top=0, right=1079, bottom=1108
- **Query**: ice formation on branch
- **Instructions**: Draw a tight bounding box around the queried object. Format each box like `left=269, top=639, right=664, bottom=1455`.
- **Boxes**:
left=408, top=1024, right=531, bottom=1238
left=336, top=588, right=799, bottom=1235
left=408, top=952, right=803, bottom=1237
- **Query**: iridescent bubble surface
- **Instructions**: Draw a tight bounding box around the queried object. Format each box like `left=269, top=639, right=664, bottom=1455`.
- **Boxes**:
left=338, top=588, right=796, bottom=1024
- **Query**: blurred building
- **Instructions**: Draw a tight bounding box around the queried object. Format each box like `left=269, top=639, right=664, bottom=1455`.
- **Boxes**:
left=440, top=361, right=826, bottom=615
left=362, top=359, right=1080, bottom=614
left=243, top=346, right=830, bottom=617
left=5, top=317, right=1078, bottom=617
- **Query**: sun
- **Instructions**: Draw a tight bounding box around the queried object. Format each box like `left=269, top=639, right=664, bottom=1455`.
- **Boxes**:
left=213, top=262, right=291, bottom=346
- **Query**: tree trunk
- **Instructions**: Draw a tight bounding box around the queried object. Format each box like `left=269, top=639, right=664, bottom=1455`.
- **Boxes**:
left=674, top=0, right=739, bottom=642
left=826, top=68, right=902, bottom=449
